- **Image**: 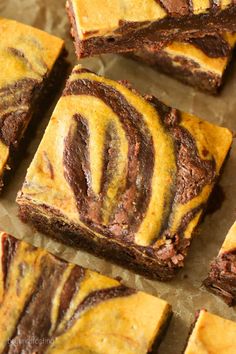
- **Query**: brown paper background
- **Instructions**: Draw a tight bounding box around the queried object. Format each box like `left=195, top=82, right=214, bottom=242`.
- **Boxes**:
left=1, top=1, right=236, bottom=352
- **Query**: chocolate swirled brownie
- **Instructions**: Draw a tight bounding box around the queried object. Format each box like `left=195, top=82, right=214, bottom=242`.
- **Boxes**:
left=66, top=0, right=236, bottom=58
left=0, top=18, right=64, bottom=190
left=0, top=232, right=172, bottom=354
left=184, top=310, right=236, bottom=354
left=131, top=32, right=236, bottom=94
left=17, top=66, right=233, bottom=281
left=204, top=222, right=236, bottom=306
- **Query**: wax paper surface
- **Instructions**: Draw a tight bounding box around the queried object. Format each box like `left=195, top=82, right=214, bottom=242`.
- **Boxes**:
left=0, top=1, right=236, bottom=353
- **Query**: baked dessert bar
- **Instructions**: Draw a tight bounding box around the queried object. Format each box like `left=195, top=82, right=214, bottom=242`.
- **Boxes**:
left=204, top=221, right=236, bottom=306
left=184, top=309, right=236, bottom=354
left=17, top=65, right=233, bottom=281
left=66, top=0, right=236, bottom=58
left=131, top=32, right=236, bottom=94
left=0, top=17, right=64, bottom=190
left=0, top=231, right=172, bottom=354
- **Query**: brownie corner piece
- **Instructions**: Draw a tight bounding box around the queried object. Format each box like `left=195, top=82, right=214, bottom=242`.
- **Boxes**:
left=66, top=0, right=236, bottom=58
left=184, top=309, right=236, bottom=353
left=0, top=231, right=172, bottom=353
left=0, top=18, right=65, bottom=191
left=204, top=221, right=236, bottom=306
left=16, top=65, right=233, bottom=281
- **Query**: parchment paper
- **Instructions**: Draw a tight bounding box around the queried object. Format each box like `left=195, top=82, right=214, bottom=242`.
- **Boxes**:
left=0, top=1, right=236, bottom=353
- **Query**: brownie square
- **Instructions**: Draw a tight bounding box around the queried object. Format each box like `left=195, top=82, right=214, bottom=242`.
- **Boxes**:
left=131, top=32, right=236, bottom=94
left=184, top=310, right=236, bottom=353
left=17, top=65, right=233, bottom=281
left=0, top=231, right=172, bottom=353
left=204, top=221, right=236, bottom=306
left=0, top=18, right=64, bottom=190
left=66, top=0, right=236, bottom=58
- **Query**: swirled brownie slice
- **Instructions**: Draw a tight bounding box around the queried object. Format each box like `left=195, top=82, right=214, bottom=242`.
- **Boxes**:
left=0, top=18, right=64, bottom=190
left=0, top=232, right=171, bottom=354
left=184, top=310, right=236, bottom=354
left=131, top=32, right=236, bottom=94
left=17, top=66, right=233, bottom=280
left=204, top=222, right=236, bottom=306
left=66, top=0, right=236, bottom=58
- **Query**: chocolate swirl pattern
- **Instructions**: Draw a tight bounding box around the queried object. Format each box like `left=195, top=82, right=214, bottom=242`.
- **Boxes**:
left=0, top=18, right=64, bottom=189
left=62, top=72, right=216, bottom=247
left=63, top=78, right=163, bottom=243
left=0, top=232, right=171, bottom=353
left=17, top=66, right=233, bottom=280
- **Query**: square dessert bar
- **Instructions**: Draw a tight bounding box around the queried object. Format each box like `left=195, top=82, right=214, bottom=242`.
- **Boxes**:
left=0, top=232, right=172, bottom=354
left=184, top=310, right=236, bottom=354
left=66, top=0, right=236, bottom=58
left=0, top=18, right=64, bottom=190
left=131, top=32, right=236, bottom=94
left=17, top=65, right=233, bottom=281
left=204, top=222, right=236, bottom=306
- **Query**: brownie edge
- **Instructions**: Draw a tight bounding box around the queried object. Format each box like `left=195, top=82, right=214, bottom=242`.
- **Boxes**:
left=18, top=203, right=180, bottom=281
left=204, top=221, right=236, bottom=306
left=204, top=251, right=236, bottom=306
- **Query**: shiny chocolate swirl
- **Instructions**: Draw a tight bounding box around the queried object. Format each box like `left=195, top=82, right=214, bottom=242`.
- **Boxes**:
left=62, top=68, right=216, bottom=248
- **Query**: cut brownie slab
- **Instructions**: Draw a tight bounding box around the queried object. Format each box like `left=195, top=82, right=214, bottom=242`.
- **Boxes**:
left=0, top=232, right=172, bottom=354
left=204, top=222, right=236, bottom=306
left=17, top=65, right=233, bottom=281
left=0, top=17, right=64, bottom=190
left=131, top=32, right=236, bottom=94
left=66, top=0, right=236, bottom=58
left=184, top=310, right=236, bottom=354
